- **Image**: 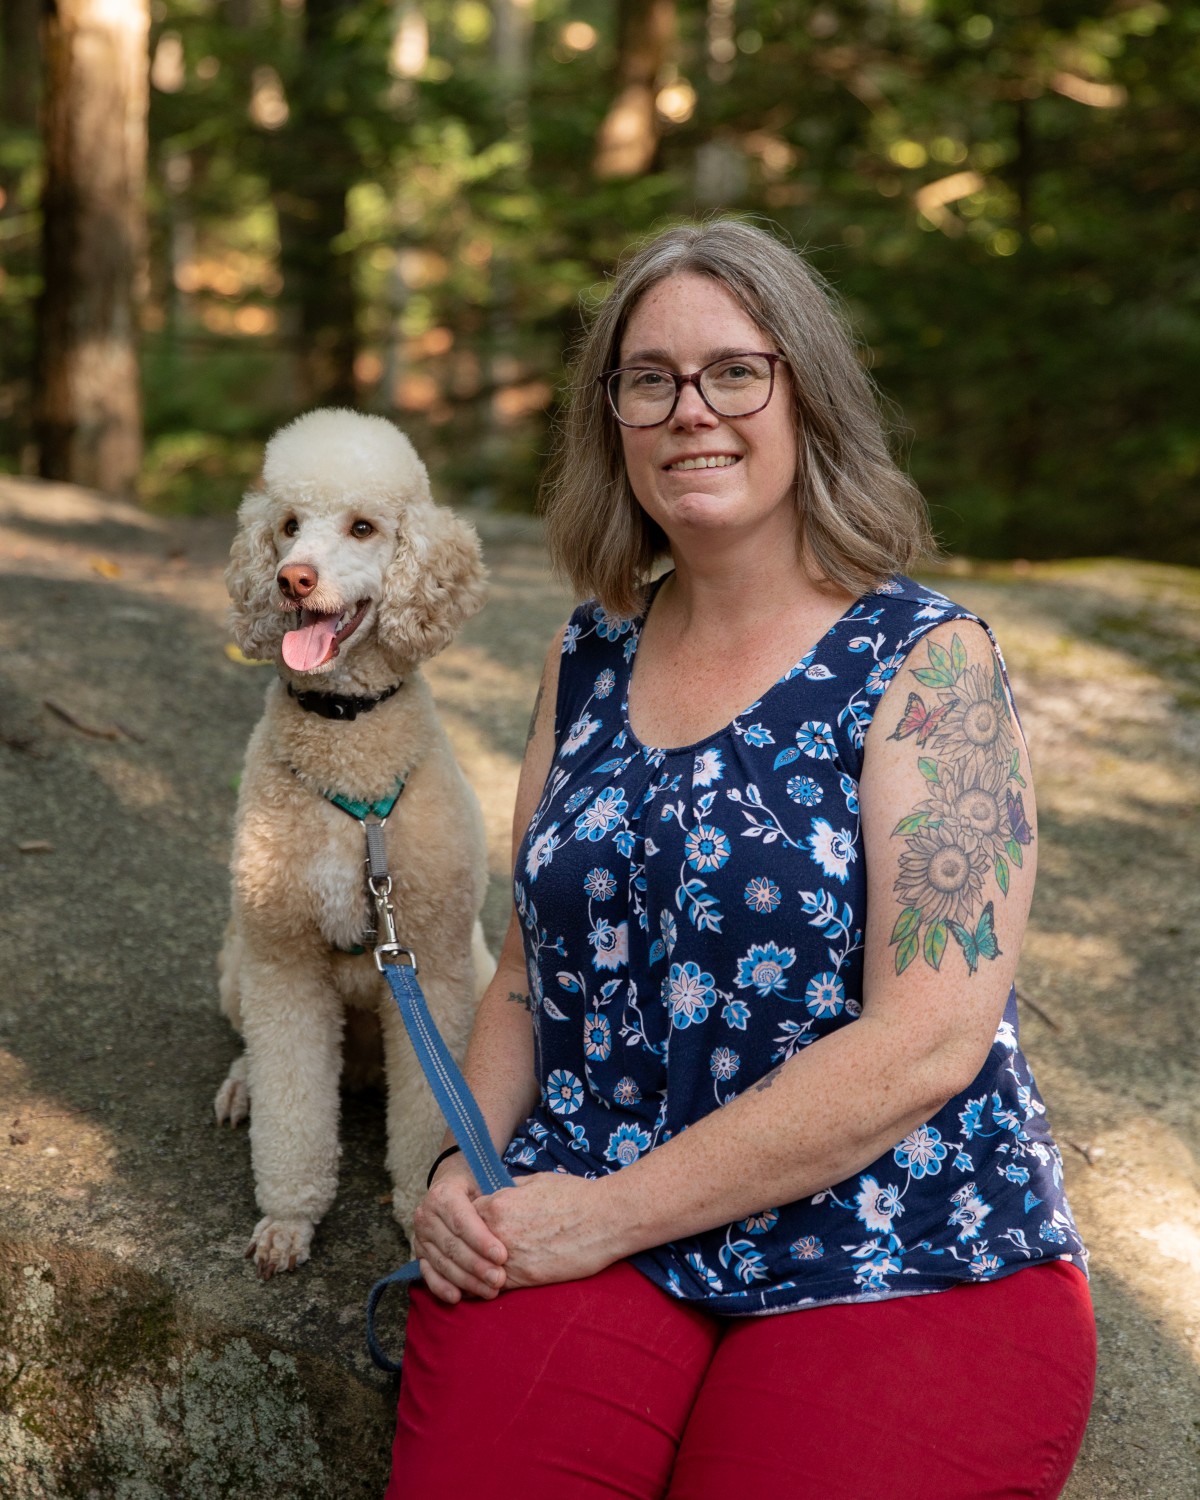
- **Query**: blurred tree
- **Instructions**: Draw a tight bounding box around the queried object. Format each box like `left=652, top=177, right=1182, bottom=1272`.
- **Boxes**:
left=34, top=0, right=149, bottom=495
left=594, top=0, right=676, bottom=178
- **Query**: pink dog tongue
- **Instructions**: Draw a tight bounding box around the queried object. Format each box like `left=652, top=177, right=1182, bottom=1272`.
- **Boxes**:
left=282, top=612, right=340, bottom=671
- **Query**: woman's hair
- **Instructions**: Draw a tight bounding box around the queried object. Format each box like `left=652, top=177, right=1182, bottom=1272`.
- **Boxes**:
left=540, top=218, right=935, bottom=615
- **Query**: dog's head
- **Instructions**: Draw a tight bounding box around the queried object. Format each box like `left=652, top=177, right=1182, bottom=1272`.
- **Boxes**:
left=226, top=409, right=487, bottom=679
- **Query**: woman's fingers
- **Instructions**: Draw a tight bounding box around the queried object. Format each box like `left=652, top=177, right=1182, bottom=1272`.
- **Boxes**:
left=412, top=1182, right=509, bottom=1301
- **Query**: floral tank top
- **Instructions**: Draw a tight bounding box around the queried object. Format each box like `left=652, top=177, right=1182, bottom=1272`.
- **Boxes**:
left=504, top=575, right=1087, bottom=1315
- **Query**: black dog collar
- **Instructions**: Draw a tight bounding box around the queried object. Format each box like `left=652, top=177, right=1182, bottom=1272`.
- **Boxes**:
left=286, top=681, right=403, bottom=721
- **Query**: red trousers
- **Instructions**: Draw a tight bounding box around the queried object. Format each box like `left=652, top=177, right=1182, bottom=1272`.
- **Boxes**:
left=387, top=1258, right=1095, bottom=1500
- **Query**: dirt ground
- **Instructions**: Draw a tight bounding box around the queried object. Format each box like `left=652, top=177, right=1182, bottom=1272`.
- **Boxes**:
left=0, top=474, right=1196, bottom=1498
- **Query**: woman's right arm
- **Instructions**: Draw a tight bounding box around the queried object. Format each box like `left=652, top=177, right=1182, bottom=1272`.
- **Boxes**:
left=408, top=628, right=563, bottom=1302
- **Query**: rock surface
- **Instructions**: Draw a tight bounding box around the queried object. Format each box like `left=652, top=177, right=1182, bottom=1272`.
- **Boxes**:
left=1, top=476, right=1197, bottom=1497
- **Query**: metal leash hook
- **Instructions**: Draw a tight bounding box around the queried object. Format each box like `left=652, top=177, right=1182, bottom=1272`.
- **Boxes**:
left=370, top=875, right=418, bottom=975
left=363, top=817, right=418, bottom=974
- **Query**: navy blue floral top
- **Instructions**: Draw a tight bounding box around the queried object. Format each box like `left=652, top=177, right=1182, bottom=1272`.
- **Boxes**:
left=504, top=576, right=1087, bottom=1315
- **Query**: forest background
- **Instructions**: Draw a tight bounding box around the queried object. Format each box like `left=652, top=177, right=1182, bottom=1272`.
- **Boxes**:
left=1, top=0, right=1198, bottom=564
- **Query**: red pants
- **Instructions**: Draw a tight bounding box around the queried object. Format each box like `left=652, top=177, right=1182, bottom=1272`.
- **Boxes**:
left=387, top=1258, right=1095, bottom=1500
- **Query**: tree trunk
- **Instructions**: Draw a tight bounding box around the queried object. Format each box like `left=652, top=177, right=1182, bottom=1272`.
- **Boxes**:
left=270, top=0, right=358, bottom=410
left=1, top=0, right=41, bottom=131
left=594, top=0, right=676, bottom=179
left=34, top=0, right=149, bottom=496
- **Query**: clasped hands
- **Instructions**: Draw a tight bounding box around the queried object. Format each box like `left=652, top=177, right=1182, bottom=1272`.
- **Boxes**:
left=410, top=1159, right=618, bottom=1304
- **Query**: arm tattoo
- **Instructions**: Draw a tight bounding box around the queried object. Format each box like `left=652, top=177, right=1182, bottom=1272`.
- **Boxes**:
left=507, top=990, right=532, bottom=1011
left=754, top=1065, right=784, bottom=1093
left=886, top=632, right=1032, bottom=978
left=525, top=678, right=545, bottom=746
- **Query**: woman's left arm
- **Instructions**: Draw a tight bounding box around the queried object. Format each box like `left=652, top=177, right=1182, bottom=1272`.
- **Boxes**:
left=479, top=619, right=1038, bottom=1287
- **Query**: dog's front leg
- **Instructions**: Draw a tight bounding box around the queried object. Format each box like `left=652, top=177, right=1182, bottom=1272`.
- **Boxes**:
left=239, top=954, right=343, bottom=1278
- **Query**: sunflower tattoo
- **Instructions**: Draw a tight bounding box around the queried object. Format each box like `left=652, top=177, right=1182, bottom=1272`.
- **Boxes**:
left=887, top=633, right=1032, bottom=976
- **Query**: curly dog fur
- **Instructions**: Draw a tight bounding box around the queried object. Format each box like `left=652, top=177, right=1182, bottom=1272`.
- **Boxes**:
left=217, top=407, right=491, bottom=1277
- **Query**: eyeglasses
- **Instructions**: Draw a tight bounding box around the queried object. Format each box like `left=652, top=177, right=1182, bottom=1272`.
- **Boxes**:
left=598, top=352, right=786, bottom=428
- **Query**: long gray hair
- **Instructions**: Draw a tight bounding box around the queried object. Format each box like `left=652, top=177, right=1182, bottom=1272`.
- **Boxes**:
left=540, top=218, right=935, bottom=615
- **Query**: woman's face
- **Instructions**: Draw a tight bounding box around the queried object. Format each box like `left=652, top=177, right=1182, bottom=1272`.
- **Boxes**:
left=615, top=272, right=800, bottom=552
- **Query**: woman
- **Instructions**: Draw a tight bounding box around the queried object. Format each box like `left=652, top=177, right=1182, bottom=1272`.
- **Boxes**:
left=386, top=220, right=1095, bottom=1500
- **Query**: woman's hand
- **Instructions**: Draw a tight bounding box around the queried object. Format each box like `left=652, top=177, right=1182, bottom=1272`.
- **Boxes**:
left=475, top=1172, right=620, bottom=1290
left=410, top=1156, right=510, bottom=1303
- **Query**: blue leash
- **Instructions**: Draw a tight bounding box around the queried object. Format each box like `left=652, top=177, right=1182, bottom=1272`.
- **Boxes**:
left=365, top=946, right=514, bottom=1371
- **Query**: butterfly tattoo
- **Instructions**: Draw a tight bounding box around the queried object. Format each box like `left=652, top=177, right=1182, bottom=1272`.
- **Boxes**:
left=950, top=901, right=1002, bottom=976
left=888, top=692, right=958, bottom=747
left=1006, top=790, right=1032, bottom=845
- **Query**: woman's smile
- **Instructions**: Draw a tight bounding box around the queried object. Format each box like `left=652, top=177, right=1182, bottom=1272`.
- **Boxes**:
left=617, top=272, right=798, bottom=546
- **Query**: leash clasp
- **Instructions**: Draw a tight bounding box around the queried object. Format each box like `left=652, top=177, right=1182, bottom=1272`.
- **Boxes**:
left=374, top=942, right=418, bottom=974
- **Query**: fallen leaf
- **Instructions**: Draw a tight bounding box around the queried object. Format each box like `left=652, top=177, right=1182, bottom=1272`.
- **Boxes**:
left=16, top=840, right=54, bottom=854
left=9, top=1130, right=30, bottom=1146
left=224, top=643, right=273, bottom=666
left=89, top=556, right=122, bottom=578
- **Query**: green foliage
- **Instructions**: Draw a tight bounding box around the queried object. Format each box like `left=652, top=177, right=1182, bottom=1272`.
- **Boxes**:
left=1, top=0, right=1197, bottom=559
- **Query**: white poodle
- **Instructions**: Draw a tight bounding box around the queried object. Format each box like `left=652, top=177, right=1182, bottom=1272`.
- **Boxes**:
left=216, top=407, right=492, bottom=1278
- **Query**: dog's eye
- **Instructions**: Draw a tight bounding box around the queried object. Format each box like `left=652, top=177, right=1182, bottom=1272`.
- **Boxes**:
left=283, top=518, right=299, bottom=537
left=350, top=520, right=375, bottom=539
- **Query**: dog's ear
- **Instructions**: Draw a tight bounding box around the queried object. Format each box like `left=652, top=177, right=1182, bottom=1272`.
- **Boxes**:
left=225, top=490, right=285, bottom=659
left=377, top=504, right=487, bottom=664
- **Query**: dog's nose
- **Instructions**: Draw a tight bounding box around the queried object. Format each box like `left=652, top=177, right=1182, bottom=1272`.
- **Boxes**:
left=278, top=563, right=318, bottom=600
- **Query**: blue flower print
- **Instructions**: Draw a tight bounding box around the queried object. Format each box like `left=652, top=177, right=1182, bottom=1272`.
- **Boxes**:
left=1038, top=1221, right=1068, bottom=1246
left=588, top=917, right=628, bottom=971
left=684, top=823, right=731, bottom=871
left=686, top=1252, right=724, bottom=1292
left=804, top=971, right=845, bottom=1018
left=660, top=910, right=678, bottom=951
left=561, top=623, right=580, bottom=653
left=528, top=1119, right=549, bottom=1141
left=605, top=1121, right=652, bottom=1166
left=623, top=635, right=638, bottom=663
left=949, top=1183, right=992, bottom=1241
left=790, top=1235, right=824, bottom=1261
left=613, top=829, right=637, bottom=858
left=524, top=822, right=561, bottom=883
left=613, top=1076, right=641, bottom=1105
left=584, top=866, right=617, bottom=900
left=564, top=785, right=595, bottom=815
left=508, top=1144, right=538, bottom=1168
left=787, top=774, right=823, bottom=806
left=575, top=787, right=629, bottom=841
left=865, top=653, right=905, bottom=695
left=722, top=997, right=751, bottom=1030
left=796, top=720, right=837, bottom=759
left=855, top=1175, right=904, bottom=1232
left=710, top=1046, right=740, bottom=1080
left=959, top=1096, right=986, bottom=1139
left=1000, top=1162, right=1030, bottom=1186
left=666, top=1269, right=683, bottom=1297
left=735, top=942, right=796, bottom=997
left=954, top=1149, right=974, bottom=1172
left=894, top=1124, right=947, bottom=1179
left=838, top=774, right=860, bottom=814
left=693, top=747, right=725, bottom=787
left=562, top=712, right=602, bottom=756
left=743, top=876, right=781, bottom=914
left=593, top=605, right=635, bottom=641
left=742, top=723, right=775, bottom=748
left=806, top=818, right=856, bottom=883
left=546, top=1069, right=584, bottom=1116
left=583, top=1012, right=612, bottom=1061
left=969, top=1249, right=1004, bottom=1276
left=740, top=1210, right=779, bottom=1235
left=594, top=668, right=616, bottom=698
left=565, top=1121, right=590, bottom=1152
left=665, top=961, right=716, bottom=1028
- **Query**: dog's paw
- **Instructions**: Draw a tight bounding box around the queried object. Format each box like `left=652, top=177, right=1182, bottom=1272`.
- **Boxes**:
left=246, top=1216, right=314, bottom=1279
left=214, top=1056, right=250, bottom=1126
